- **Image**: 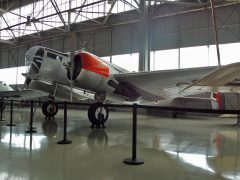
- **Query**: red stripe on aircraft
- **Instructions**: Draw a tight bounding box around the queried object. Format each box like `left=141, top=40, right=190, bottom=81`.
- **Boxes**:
left=216, top=92, right=222, bottom=109
left=79, top=51, right=109, bottom=77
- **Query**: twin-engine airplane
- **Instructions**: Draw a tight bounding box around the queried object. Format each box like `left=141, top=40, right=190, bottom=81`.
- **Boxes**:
left=1, top=46, right=240, bottom=127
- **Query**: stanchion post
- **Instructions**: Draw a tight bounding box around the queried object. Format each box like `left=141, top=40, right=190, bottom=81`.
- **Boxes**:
left=58, top=101, right=72, bottom=144
left=7, top=100, right=16, bottom=127
left=25, top=101, right=37, bottom=133
left=123, top=103, right=144, bottom=165
left=0, top=98, right=5, bottom=122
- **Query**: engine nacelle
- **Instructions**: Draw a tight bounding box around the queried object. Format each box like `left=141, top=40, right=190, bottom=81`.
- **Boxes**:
left=69, top=51, right=110, bottom=92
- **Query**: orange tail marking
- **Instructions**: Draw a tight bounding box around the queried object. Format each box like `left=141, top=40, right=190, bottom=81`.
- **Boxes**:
left=80, top=52, right=109, bottom=77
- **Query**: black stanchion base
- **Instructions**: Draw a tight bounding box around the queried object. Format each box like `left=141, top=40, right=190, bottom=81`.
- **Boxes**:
left=6, top=124, right=16, bottom=127
left=25, top=129, right=37, bottom=134
left=57, top=140, right=72, bottom=144
left=123, top=158, right=144, bottom=165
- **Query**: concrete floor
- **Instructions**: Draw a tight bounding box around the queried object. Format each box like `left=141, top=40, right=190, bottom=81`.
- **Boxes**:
left=0, top=107, right=240, bottom=180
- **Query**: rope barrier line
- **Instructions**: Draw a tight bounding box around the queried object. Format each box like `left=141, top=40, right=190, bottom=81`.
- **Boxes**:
left=2, top=99, right=240, bottom=165
left=2, top=99, right=240, bottom=115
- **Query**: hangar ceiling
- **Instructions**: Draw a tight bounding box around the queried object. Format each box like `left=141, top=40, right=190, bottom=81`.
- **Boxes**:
left=0, top=0, right=240, bottom=72
left=0, top=0, right=238, bottom=49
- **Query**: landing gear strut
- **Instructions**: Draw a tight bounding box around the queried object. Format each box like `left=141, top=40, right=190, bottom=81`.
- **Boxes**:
left=42, top=100, right=58, bottom=119
left=88, top=102, right=109, bottom=128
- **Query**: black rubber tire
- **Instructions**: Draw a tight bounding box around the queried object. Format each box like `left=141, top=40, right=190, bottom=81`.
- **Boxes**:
left=42, top=101, right=58, bottom=118
left=88, top=102, right=109, bottom=126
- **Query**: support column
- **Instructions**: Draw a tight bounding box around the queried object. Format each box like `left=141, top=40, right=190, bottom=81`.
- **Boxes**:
left=139, top=0, right=150, bottom=72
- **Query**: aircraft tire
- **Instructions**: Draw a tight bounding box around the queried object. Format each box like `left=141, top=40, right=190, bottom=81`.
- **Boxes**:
left=42, top=101, right=58, bottom=118
left=88, top=102, right=109, bottom=126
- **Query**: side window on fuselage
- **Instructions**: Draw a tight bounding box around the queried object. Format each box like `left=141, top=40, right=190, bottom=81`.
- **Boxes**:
left=47, top=52, right=63, bottom=61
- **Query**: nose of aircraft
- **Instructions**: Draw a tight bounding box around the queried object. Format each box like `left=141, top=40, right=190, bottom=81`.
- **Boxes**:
left=25, top=46, right=44, bottom=75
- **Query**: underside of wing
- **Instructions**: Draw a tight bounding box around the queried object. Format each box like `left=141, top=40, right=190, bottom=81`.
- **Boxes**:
left=182, top=62, right=240, bottom=94
left=0, top=79, right=95, bottom=101
left=26, top=79, right=94, bottom=101
left=57, top=84, right=95, bottom=101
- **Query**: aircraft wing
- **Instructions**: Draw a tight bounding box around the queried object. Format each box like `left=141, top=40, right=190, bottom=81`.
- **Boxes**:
left=113, top=66, right=216, bottom=101
left=181, top=62, right=240, bottom=93
left=114, top=62, right=240, bottom=102
left=0, top=89, right=48, bottom=99
left=0, top=79, right=95, bottom=101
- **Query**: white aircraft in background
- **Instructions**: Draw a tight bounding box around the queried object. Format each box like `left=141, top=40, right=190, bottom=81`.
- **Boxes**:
left=0, top=46, right=239, bottom=127
left=0, top=81, right=13, bottom=92
left=0, top=81, right=14, bottom=110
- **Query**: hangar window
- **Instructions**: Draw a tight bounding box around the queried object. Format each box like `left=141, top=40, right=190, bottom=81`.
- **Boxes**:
left=101, top=56, right=111, bottom=62
left=112, top=53, right=139, bottom=72
left=150, top=42, right=240, bottom=71
left=209, top=43, right=240, bottom=66
left=180, top=46, right=209, bottom=68
left=150, top=49, right=179, bottom=71
left=0, top=66, right=28, bottom=85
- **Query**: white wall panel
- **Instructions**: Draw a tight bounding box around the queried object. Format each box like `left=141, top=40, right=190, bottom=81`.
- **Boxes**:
left=52, top=38, right=64, bottom=52
left=0, top=50, right=8, bottom=68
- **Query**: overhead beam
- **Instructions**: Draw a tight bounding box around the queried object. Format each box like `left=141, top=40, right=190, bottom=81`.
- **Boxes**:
left=119, top=0, right=139, bottom=11
left=74, top=0, right=87, bottom=23
left=133, top=0, right=140, bottom=7
left=0, top=13, right=16, bottom=41
left=50, top=0, right=68, bottom=30
left=0, top=0, right=106, bottom=32
left=103, top=0, right=116, bottom=24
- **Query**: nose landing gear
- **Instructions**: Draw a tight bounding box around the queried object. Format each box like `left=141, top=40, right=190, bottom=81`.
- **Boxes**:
left=88, top=102, right=109, bottom=128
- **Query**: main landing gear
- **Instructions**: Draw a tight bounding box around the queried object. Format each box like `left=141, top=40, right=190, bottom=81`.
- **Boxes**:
left=41, top=92, right=109, bottom=128
left=42, top=100, right=58, bottom=120
left=88, top=102, right=109, bottom=128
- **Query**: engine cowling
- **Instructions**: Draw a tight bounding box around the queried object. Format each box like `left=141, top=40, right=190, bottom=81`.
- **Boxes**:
left=69, top=51, right=110, bottom=92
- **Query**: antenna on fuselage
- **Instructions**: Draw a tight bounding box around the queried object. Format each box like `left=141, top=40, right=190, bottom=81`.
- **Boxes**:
left=210, top=0, right=221, bottom=67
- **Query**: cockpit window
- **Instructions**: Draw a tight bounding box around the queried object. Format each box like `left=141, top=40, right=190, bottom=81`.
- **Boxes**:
left=47, top=52, right=62, bottom=61
left=36, top=48, right=44, bottom=57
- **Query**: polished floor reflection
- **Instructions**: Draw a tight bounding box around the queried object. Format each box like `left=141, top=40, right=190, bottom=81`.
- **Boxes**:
left=0, top=107, right=240, bottom=180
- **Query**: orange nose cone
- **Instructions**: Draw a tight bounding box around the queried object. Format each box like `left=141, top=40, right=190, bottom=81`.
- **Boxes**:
left=79, top=52, right=109, bottom=77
